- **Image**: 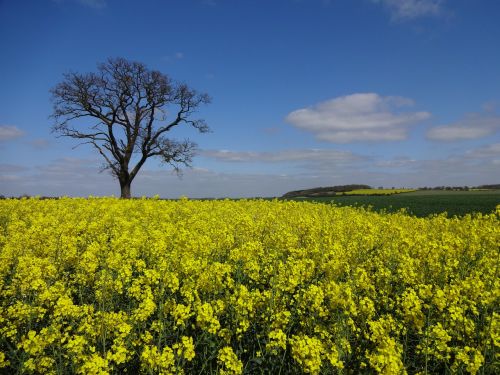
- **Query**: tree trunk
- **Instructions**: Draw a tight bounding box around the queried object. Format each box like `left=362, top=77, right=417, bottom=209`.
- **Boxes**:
left=120, top=180, right=132, bottom=199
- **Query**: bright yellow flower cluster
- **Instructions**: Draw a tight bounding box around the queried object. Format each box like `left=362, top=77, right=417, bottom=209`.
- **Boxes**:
left=0, top=198, right=498, bottom=374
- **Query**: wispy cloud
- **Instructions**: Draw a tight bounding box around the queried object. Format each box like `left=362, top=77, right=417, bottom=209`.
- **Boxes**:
left=29, top=138, right=52, bottom=150
left=0, top=164, right=30, bottom=173
left=0, top=157, right=300, bottom=198
left=0, top=158, right=115, bottom=197
left=202, top=149, right=362, bottom=163
left=372, top=0, right=444, bottom=20
left=371, top=148, right=500, bottom=187
left=465, top=142, right=500, bottom=159
left=2, top=145, right=499, bottom=197
left=426, top=112, right=500, bottom=141
left=375, top=156, right=417, bottom=168
left=0, top=125, right=25, bottom=141
left=285, top=93, right=430, bottom=143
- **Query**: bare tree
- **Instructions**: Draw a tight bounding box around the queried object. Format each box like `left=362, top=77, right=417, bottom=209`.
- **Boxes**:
left=50, top=57, right=210, bottom=198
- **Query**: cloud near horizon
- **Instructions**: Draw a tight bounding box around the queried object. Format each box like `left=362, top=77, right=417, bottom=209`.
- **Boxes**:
left=201, top=149, right=363, bottom=163
left=2, top=140, right=499, bottom=198
left=426, top=112, right=500, bottom=141
left=285, top=93, right=431, bottom=143
left=0, top=125, right=25, bottom=141
left=465, top=142, right=500, bottom=159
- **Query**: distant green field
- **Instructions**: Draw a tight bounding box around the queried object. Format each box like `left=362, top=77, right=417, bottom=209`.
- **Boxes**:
left=342, top=188, right=416, bottom=195
left=289, top=190, right=500, bottom=217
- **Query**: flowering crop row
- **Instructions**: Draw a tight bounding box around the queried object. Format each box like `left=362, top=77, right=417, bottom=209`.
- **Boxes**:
left=0, top=198, right=498, bottom=374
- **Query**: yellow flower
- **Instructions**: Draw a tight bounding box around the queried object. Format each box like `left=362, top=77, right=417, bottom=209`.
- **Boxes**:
left=79, top=353, right=109, bottom=375
left=401, top=288, right=425, bottom=330
left=266, top=329, right=287, bottom=354
left=0, top=352, right=9, bottom=368
left=217, top=347, right=243, bottom=375
left=289, top=335, right=324, bottom=374
left=173, top=336, right=196, bottom=361
left=172, top=303, right=192, bottom=327
left=195, top=302, right=220, bottom=334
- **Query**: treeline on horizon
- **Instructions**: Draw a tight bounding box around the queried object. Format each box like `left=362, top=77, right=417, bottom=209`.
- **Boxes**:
left=419, top=184, right=500, bottom=191
left=1, top=184, right=499, bottom=200
left=281, top=184, right=500, bottom=198
left=281, top=184, right=372, bottom=198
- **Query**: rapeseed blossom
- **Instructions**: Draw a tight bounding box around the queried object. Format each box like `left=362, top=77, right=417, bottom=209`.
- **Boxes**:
left=0, top=198, right=498, bottom=373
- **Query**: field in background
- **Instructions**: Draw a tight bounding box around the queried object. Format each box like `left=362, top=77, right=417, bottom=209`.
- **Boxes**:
left=341, top=189, right=416, bottom=195
left=291, top=190, right=500, bottom=217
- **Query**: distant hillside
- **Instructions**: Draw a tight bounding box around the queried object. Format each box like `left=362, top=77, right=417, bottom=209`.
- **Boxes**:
left=282, top=185, right=371, bottom=198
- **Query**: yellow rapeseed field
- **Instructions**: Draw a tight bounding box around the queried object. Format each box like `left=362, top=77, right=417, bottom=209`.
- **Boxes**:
left=0, top=198, right=498, bottom=374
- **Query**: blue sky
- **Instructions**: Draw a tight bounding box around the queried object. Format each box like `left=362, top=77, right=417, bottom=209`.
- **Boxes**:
left=1, top=0, right=499, bottom=197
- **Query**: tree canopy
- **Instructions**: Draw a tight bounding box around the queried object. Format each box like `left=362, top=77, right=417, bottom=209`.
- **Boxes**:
left=51, top=57, right=210, bottom=198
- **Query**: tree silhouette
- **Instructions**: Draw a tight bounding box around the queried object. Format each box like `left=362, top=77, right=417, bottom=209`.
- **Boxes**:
left=51, top=57, right=210, bottom=198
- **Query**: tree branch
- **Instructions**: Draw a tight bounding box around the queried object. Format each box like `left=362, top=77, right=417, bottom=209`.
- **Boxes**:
left=50, top=57, right=210, bottom=197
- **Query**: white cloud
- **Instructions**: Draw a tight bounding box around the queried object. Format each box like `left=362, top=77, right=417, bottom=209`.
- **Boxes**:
left=426, top=113, right=500, bottom=141
left=427, top=126, right=491, bottom=141
left=369, top=151, right=500, bottom=188
left=285, top=93, right=430, bottom=143
left=465, top=143, right=500, bottom=158
left=201, top=149, right=362, bottom=163
left=482, top=100, right=499, bottom=112
left=0, top=125, right=25, bottom=141
left=375, top=157, right=417, bottom=168
left=372, top=0, right=444, bottom=20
